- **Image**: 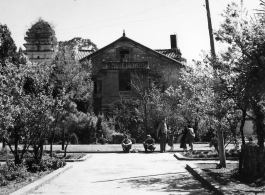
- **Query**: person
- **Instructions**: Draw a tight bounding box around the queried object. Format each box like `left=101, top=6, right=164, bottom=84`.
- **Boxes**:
left=156, top=117, right=168, bottom=153
left=143, top=134, right=156, bottom=152
left=121, top=135, right=132, bottom=153
left=179, top=127, right=188, bottom=152
left=168, top=127, right=175, bottom=151
left=186, top=124, right=195, bottom=151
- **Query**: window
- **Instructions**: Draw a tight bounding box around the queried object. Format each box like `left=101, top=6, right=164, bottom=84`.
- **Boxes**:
left=120, top=49, right=129, bottom=62
left=119, top=73, right=131, bottom=91
left=93, top=79, right=102, bottom=94
left=97, top=80, right=102, bottom=93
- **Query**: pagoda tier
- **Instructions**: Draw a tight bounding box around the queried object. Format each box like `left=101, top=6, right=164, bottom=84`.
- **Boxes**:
left=23, top=19, right=57, bottom=63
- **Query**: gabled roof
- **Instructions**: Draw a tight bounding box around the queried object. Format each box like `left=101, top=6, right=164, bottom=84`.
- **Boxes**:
left=79, top=35, right=184, bottom=66
left=155, top=49, right=180, bottom=60
left=75, top=50, right=94, bottom=61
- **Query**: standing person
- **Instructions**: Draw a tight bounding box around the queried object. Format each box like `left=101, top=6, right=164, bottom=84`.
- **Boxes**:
left=143, top=134, right=156, bottom=152
left=186, top=124, right=195, bottom=151
left=180, top=127, right=188, bottom=152
left=168, top=127, right=175, bottom=151
left=121, top=135, right=132, bottom=153
left=156, top=117, right=168, bottom=153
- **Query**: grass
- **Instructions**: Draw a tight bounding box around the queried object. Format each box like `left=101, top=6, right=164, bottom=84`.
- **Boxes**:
left=197, top=163, right=265, bottom=194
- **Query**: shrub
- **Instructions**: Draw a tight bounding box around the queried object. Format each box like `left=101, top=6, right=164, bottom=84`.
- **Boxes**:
left=70, top=133, right=79, bottom=145
left=98, top=137, right=107, bottom=145
left=0, top=174, right=8, bottom=186
left=131, top=138, right=136, bottom=144
left=112, top=133, right=124, bottom=144
left=25, top=157, right=66, bottom=173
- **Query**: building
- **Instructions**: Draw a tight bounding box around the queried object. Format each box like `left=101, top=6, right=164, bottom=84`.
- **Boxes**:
left=23, top=19, right=57, bottom=63
left=80, top=31, right=184, bottom=113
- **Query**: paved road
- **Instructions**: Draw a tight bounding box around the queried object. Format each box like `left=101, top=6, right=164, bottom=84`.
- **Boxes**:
left=28, top=153, right=213, bottom=195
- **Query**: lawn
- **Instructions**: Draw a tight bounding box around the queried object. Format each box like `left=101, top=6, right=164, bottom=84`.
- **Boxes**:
left=197, top=163, right=265, bottom=194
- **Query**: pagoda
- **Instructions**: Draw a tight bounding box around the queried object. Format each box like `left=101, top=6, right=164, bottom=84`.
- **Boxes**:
left=23, top=19, right=57, bottom=63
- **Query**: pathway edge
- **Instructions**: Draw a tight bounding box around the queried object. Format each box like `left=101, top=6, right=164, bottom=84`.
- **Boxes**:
left=10, top=163, right=73, bottom=195
left=186, top=163, right=233, bottom=195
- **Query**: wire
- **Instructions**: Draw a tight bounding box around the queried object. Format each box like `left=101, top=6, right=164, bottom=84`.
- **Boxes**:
left=56, top=5, right=202, bottom=35
left=215, top=0, right=225, bottom=7
left=57, top=0, right=183, bottom=32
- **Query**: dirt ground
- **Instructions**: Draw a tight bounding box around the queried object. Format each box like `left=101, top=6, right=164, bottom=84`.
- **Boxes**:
left=197, top=163, right=265, bottom=195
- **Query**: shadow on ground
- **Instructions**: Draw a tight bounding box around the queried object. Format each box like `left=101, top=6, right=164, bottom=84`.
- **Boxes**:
left=123, top=173, right=214, bottom=195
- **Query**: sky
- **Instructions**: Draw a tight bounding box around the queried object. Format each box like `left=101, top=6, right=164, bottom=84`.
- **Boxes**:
left=0, top=0, right=261, bottom=64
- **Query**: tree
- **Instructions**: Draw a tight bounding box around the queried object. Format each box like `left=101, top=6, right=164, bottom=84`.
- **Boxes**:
left=214, top=2, right=265, bottom=148
left=0, top=23, right=17, bottom=65
left=0, top=61, right=64, bottom=164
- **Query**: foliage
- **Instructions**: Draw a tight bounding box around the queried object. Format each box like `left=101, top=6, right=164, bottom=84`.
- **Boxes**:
left=112, top=133, right=124, bottom=144
left=98, top=114, right=116, bottom=142
left=0, top=61, right=64, bottom=164
left=130, top=138, right=136, bottom=144
left=70, top=133, right=78, bottom=145
left=26, top=18, right=57, bottom=48
left=0, top=23, right=17, bottom=65
left=98, top=137, right=107, bottom=145
left=213, top=2, right=265, bottom=147
left=25, top=157, right=66, bottom=173
left=58, top=37, right=98, bottom=52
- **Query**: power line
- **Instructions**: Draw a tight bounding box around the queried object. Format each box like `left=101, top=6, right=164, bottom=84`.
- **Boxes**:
left=56, top=5, right=202, bottom=35
left=57, top=0, right=183, bottom=32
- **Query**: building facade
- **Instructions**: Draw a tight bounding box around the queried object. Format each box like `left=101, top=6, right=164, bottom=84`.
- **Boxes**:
left=80, top=32, right=184, bottom=113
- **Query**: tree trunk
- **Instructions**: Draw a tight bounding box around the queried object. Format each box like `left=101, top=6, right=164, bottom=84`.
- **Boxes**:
left=238, top=109, right=246, bottom=174
left=239, top=109, right=246, bottom=145
left=217, top=127, right=226, bottom=168
left=62, top=127, right=65, bottom=150
left=144, top=102, right=148, bottom=132
left=194, top=110, right=199, bottom=141
left=256, top=119, right=264, bottom=148
left=2, top=137, right=6, bottom=148
left=50, top=131, right=55, bottom=157
left=14, top=127, right=21, bottom=164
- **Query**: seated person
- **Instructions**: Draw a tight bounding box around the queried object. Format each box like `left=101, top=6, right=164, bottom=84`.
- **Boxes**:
left=121, top=135, right=132, bottom=153
left=143, top=134, right=156, bottom=152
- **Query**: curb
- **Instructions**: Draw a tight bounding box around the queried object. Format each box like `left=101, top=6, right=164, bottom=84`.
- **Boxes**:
left=10, top=163, right=73, bottom=195
left=186, top=163, right=233, bottom=195
left=64, top=154, right=92, bottom=162
left=174, top=152, right=238, bottom=161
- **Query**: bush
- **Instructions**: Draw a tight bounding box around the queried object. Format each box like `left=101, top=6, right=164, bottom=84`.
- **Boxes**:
left=112, top=133, right=124, bottom=144
left=131, top=138, right=136, bottom=144
left=70, top=133, right=79, bottom=145
left=25, top=157, right=66, bottom=173
left=98, top=137, right=107, bottom=145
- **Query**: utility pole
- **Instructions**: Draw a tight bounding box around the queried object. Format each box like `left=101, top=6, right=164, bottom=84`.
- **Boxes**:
left=205, top=0, right=226, bottom=168
left=205, top=0, right=216, bottom=57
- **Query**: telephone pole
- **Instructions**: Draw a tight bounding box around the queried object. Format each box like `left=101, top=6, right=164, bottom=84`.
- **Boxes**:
left=205, top=0, right=226, bottom=168
left=205, top=0, right=216, bottom=57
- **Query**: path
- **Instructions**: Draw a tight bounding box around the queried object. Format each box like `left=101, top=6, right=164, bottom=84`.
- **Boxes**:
left=28, top=153, right=213, bottom=195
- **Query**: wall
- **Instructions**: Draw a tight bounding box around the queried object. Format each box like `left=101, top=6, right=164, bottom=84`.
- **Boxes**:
left=91, top=45, right=181, bottom=111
